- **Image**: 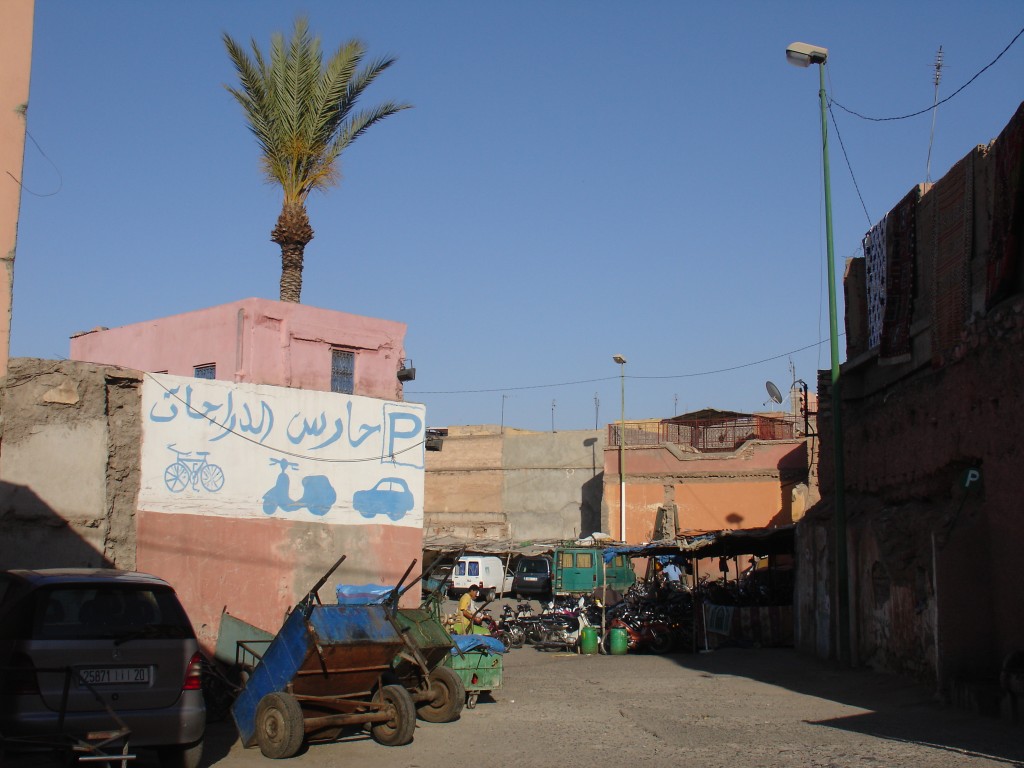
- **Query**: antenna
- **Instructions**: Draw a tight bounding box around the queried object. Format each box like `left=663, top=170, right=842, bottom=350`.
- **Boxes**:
left=926, top=45, right=944, bottom=183
left=765, top=381, right=784, bottom=406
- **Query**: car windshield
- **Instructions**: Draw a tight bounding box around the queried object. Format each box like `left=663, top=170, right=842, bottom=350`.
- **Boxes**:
left=519, top=560, right=548, bottom=575
left=27, top=585, right=194, bottom=641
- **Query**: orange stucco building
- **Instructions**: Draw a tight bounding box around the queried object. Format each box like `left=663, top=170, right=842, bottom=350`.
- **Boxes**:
left=604, top=409, right=813, bottom=547
left=0, top=0, right=34, bottom=380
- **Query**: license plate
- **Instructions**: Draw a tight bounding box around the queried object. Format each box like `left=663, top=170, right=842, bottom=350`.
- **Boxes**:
left=524, top=577, right=538, bottom=582
left=78, top=667, right=150, bottom=686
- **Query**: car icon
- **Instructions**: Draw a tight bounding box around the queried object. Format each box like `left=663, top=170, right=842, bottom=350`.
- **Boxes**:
left=353, top=477, right=415, bottom=521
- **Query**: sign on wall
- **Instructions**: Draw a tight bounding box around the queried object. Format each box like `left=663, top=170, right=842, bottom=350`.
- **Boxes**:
left=139, top=374, right=425, bottom=527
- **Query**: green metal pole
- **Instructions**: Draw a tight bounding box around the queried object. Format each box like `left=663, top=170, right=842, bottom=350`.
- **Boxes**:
left=619, top=364, right=626, bottom=542
left=819, top=61, right=850, bottom=666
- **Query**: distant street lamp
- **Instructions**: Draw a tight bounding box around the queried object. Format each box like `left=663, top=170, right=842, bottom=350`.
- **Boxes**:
left=786, top=40, right=850, bottom=665
left=612, top=354, right=627, bottom=542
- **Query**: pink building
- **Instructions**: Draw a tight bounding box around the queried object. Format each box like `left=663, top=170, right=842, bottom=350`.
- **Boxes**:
left=70, top=297, right=412, bottom=399
left=67, top=298, right=423, bottom=647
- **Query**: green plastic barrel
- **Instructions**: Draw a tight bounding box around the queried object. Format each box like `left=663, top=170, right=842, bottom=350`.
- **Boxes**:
left=607, top=627, right=629, bottom=655
left=579, top=626, right=598, bottom=655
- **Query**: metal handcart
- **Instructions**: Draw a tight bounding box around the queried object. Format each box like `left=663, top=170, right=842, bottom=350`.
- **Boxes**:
left=444, top=634, right=504, bottom=708
left=229, top=555, right=418, bottom=759
left=377, top=557, right=467, bottom=723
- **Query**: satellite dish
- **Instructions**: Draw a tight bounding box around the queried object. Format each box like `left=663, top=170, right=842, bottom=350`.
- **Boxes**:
left=765, top=381, right=784, bottom=404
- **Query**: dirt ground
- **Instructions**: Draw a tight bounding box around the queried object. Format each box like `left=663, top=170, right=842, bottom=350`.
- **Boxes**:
left=193, top=646, right=1022, bottom=768
left=8, top=600, right=1024, bottom=768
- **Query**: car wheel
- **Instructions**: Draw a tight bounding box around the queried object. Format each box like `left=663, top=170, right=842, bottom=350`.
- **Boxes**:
left=417, top=666, right=465, bottom=723
left=370, top=684, right=416, bottom=746
left=255, top=691, right=305, bottom=759
left=157, top=738, right=203, bottom=768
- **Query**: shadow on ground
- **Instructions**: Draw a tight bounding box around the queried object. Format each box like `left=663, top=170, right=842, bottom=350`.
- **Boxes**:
left=666, top=646, right=1024, bottom=766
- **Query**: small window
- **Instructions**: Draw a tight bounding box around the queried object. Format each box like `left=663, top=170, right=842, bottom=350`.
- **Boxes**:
left=194, top=364, right=215, bottom=380
left=577, top=552, right=593, bottom=568
left=331, top=350, right=355, bottom=394
left=455, top=562, right=465, bottom=576
left=559, top=552, right=574, bottom=568
left=614, top=555, right=626, bottom=567
left=468, top=562, right=480, bottom=577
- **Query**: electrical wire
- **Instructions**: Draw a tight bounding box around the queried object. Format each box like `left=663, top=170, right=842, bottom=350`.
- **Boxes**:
left=144, top=372, right=428, bottom=464
left=831, top=25, right=1024, bottom=122
left=411, top=337, right=843, bottom=395
left=5, top=129, right=63, bottom=197
left=828, top=103, right=873, bottom=227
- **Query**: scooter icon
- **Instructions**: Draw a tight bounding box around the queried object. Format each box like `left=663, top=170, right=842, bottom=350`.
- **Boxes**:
left=262, top=457, right=337, bottom=517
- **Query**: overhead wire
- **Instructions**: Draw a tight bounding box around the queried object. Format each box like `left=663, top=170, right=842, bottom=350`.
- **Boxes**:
left=830, top=25, right=1023, bottom=122
left=5, top=128, right=63, bottom=197
left=144, top=372, right=428, bottom=464
left=410, top=337, right=842, bottom=395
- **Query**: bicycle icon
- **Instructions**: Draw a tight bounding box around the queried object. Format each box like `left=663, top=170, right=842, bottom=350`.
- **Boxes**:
left=164, top=444, right=226, bottom=493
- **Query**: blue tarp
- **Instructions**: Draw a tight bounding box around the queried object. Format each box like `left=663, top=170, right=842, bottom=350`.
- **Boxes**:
left=450, top=633, right=507, bottom=655
left=335, top=583, right=396, bottom=605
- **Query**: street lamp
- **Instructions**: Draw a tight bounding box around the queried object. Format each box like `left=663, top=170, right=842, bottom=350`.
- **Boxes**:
left=612, top=354, right=627, bottom=542
left=786, top=41, right=850, bottom=665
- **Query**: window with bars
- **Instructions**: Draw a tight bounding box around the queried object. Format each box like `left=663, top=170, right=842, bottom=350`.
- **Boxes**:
left=331, top=350, right=355, bottom=394
left=194, top=364, right=215, bottom=380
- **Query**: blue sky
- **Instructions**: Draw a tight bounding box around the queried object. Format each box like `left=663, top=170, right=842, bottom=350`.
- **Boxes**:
left=12, top=1, right=1024, bottom=431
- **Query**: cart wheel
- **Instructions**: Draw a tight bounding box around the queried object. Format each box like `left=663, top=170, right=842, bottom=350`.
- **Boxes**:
left=466, top=692, right=479, bottom=709
left=371, top=684, right=416, bottom=746
left=255, top=691, right=305, bottom=759
left=417, top=666, right=465, bottom=723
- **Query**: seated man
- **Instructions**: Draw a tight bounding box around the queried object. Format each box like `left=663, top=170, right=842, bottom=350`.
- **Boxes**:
left=454, top=584, right=489, bottom=634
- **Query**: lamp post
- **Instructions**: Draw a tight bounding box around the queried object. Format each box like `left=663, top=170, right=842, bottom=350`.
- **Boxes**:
left=786, top=41, right=850, bottom=665
left=612, top=354, right=627, bottom=542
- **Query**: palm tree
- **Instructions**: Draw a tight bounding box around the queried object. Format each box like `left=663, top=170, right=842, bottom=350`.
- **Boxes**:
left=223, top=17, right=410, bottom=303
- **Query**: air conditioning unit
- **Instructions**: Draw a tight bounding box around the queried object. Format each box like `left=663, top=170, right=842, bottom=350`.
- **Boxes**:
left=397, top=359, right=416, bottom=382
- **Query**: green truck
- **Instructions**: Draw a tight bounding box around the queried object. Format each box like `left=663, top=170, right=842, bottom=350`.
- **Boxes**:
left=551, top=546, right=636, bottom=597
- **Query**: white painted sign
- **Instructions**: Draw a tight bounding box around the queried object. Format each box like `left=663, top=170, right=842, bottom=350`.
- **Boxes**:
left=139, top=374, right=425, bottom=527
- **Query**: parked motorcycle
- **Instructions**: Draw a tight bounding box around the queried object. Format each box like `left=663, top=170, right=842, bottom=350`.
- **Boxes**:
left=496, top=605, right=526, bottom=648
left=602, top=606, right=673, bottom=654
left=535, top=597, right=601, bottom=652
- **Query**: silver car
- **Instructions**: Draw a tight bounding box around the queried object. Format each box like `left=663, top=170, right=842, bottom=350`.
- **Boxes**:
left=0, top=569, right=205, bottom=767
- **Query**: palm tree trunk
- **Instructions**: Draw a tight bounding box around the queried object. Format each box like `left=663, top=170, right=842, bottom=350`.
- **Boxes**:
left=271, top=202, right=314, bottom=303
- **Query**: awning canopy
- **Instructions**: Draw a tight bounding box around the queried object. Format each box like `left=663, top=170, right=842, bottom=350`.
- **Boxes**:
left=422, top=533, right=619, bottom=559
left=601, top=525, right=795, bottom=563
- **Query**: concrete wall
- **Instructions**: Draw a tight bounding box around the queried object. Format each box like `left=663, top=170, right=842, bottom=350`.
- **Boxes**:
left=0, top=359, right=425, bottom=651
left=0, top=358, right=141, bottom=569
left=70, top=297, right=409, bottom=401
left=503, top=429, right=604, bottom=540
left=423, top=425, right=507, bottom=539
left=0, top=1, right=34, bottom=379
left=424, top=425, right=605, bottom=542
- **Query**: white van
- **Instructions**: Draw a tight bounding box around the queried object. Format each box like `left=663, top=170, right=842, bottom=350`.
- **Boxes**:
left=449, top=555, right=514, bottom=602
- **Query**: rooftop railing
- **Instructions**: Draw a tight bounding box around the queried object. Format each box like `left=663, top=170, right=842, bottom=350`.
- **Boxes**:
left=608, top=415, right=796, bottom=453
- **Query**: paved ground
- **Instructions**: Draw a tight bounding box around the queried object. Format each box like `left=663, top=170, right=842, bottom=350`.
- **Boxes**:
left=7, top=601, right=1024, bottom=768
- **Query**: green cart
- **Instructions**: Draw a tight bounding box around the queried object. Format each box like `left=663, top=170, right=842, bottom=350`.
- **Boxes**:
left=444, top=637, right=503, bottom=709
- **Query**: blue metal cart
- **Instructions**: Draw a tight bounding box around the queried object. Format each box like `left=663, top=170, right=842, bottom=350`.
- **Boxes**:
left=230, top=556, right=418, bottom=759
